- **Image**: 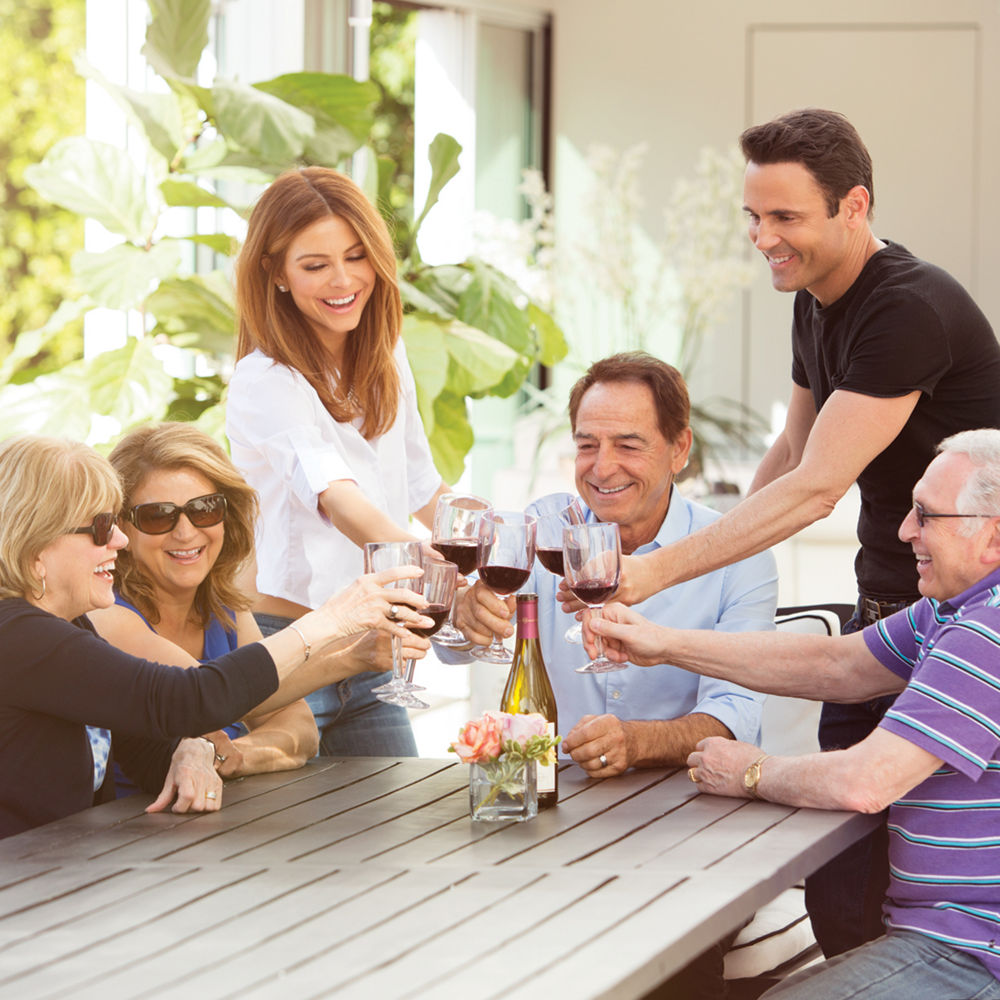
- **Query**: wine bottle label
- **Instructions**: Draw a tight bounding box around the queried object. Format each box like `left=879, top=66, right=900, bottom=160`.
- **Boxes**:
left=537, top=720, right=556, bottom=794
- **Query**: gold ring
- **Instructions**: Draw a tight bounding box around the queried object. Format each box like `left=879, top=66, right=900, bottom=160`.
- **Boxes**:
left=688, top=767, right=699, bottom=783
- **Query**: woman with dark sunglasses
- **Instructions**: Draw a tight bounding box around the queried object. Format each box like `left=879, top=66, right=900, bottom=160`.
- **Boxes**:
left=0, top=434, right=430, bottom=839
left=89, top=423, right=319, bottom=786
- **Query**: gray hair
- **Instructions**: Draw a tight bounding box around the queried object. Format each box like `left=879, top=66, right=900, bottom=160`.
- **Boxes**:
left=937, top=429, right=1000, bottom=532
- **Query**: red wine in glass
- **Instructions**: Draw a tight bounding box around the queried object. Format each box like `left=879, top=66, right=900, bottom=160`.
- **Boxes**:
left=535, top=547, right=565, bottom=576
left=569, top=581, right=616, bottom=606
left=479, top=565, right=531, bottom=595
left=409, top=603, right=451, bottom=638
left=431, top=538, right=479, bottom=576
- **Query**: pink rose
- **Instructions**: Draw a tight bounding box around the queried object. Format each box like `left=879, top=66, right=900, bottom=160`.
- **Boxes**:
left=450, top=712, right=504, bottom=764
left=504, top=712, right=548, bottom=749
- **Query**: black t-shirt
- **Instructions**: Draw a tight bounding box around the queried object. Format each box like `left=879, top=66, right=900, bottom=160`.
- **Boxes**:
left=792, top=241, right=1000, bottom=599
left=0, top=600, right=277, bottom=838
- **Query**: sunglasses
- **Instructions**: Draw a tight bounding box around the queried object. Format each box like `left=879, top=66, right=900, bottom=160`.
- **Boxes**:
left=71, top=512, right=117, bottom=547
left=126, top=493, right=228, bottom=535
left=912, top=501, right=999, bottom=528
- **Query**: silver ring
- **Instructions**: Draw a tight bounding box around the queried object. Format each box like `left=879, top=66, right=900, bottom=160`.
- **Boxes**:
left=205, top=790, right=218, bottom=800
left=599, top=753, right=608, bottom=768
left=388, top=604, right=401, bottom=621
left=215, top=753, right=227, bottom=764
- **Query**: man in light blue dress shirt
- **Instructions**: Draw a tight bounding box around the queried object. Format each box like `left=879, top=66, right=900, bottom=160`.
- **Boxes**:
left=456, top=352, right=777, bottom=775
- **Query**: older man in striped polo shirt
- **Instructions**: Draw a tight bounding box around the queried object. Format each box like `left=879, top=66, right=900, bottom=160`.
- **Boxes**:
left=588, top=428, right=1000, bottom=999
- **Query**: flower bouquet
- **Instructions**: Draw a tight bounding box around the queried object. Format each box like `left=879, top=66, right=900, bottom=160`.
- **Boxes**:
left=449, top=711, right=560, bottom=822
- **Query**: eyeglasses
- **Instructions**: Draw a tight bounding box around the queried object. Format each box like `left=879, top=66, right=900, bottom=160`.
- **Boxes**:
left=127, top=493, right=228, bottom=535
left=71, top=512, right=117, bottom=547
left=913, top=501, right=1000, bottom=528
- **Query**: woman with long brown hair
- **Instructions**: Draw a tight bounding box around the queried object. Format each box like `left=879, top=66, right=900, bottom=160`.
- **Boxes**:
left=227, top=167, right=450, bottom=755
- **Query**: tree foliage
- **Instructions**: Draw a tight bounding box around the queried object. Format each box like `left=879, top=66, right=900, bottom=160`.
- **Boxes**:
left=7, top=0, right=566, bottom=480
left=0, top=0, right=86, bottom=371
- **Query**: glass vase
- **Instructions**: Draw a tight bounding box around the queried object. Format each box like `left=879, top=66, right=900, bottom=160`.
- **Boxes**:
left=469, top=757, right=538, bottom=822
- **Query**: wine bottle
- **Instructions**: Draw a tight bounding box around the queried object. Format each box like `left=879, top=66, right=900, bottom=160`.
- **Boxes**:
left=501, top=592, right=558, bottom=808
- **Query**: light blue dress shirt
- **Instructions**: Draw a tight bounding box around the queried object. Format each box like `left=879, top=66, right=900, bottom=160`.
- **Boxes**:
left=518, top=488, right=777, bottom=752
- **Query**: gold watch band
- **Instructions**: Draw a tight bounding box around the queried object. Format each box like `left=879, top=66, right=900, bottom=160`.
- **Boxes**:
left=743, top=753, right=769, bottom=799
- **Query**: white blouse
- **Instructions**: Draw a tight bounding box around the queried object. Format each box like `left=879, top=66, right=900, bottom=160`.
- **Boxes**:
left=225, top=341, right=442, bottom=609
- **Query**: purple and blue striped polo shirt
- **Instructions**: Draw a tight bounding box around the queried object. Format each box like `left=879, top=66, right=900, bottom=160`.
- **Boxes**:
left=865, top=565, right=1000, bottom=980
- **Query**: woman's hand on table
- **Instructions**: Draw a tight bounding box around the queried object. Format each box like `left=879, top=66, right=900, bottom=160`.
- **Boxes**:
left=147, top=736, right=223, bottom=814
left=201, top=730, right=244, bottom=779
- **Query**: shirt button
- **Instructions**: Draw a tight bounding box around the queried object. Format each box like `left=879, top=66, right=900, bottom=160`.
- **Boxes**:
left=611, top=690, right=622, bottom=700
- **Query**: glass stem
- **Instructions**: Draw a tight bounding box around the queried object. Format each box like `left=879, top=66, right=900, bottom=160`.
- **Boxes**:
left=592, top=606, right=605, bottom=659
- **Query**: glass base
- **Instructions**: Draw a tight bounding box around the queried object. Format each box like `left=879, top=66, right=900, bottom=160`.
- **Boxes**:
left=575, top=657, right=629, bottom=674
left=431, top=622, right=470, bottom=647
left=377, top=689, right=429, bottom=709
left=470, top=641, right=512, bottom=664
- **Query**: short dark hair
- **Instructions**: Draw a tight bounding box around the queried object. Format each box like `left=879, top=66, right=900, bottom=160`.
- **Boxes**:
left=568, top=352, right=690, bottom=443
left=740, top=108, right=874, bottom=219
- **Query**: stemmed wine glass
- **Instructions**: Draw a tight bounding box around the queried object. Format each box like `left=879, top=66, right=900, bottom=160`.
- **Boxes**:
left=534, top=497, right=586, bottom=643
left=562, top=521, right=624, bottom=673
left=471, top=510, right=536, bottom=664
left=401, top=559, right=459, bottom=694
left=430, top=493, right=492, bottom=647
left=363, top=541, right=428, bottom=708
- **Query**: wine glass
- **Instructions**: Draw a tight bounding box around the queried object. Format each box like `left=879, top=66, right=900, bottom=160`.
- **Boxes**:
left=562, top=521, right=624, bottom=673
left=430, top=493, right=492, bottom=647
left=471, top=510, right=536, bottom=664
left=363, top=541, right=428, bottom=708
left=534, top=497, right=586, bottom=643
left=401, top=559, right=459, bottom=690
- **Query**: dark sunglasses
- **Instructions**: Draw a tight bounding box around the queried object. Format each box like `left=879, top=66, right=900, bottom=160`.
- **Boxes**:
left=71, top=512, right=117, bottom=547
left=913, top=500, right=999, bottom=528
left=127, top=493, right=228, bottom=535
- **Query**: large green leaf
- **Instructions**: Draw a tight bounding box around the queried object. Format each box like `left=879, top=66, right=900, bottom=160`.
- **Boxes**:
left=160, top=178, right=234, bottom=210
left=412, top=133, right=462, bottom=241
left=89, top=338, right=178, bottom=428
left=527, top=302, right=568, bottom=367
left=442, top=320, right=521, bottom=397
left=254, top=73, right=378, bottom=166
left=24, top=138, right=159, bottom=243
left=457, top=260, right=533, bottom=356
left=147, top=272, right=236, bottom=355
left=428, top=390, right=474, bottom=483
left=74, top=54, right=186, bottom=165
left=0, top=299, right=94, bottom=387
left=401, top=314, right=449, bottom=432
left=72, top=241, right=183, bottom=310
left=211, top=80, right=315, bottom=164
left=143, top=0, right=211, bottom=80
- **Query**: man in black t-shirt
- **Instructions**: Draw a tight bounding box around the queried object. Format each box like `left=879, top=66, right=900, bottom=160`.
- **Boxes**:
left=587, top=108, right=1000, bottom=959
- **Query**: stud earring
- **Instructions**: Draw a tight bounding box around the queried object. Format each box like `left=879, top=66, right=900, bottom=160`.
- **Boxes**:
left=277, top=284, right=288, bottom=293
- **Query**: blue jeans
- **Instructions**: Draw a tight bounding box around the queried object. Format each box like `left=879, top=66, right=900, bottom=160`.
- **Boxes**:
left=254, top=613, right=417, bottom=757
left=760, top=930, right=1000, bottom=999
left=804, top=606, right=895, bottom=958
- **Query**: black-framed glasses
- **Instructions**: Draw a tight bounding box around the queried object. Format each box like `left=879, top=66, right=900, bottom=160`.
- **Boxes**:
left=71, top=512, right=117, bottom=547
left=913, top=501, right=1000, bottom=528
left=127, top=493, right=228, bottom=535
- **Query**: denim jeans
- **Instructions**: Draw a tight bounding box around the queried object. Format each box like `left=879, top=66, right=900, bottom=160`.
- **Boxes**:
left=760, top=930, right=1000, bottom=999
left=805, top=605, right=895, bottom=957
left=254, top=613, right=417, bottom=757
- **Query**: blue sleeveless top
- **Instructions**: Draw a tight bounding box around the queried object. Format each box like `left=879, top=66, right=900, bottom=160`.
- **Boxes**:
left=111, top=593, right=247, bottom=796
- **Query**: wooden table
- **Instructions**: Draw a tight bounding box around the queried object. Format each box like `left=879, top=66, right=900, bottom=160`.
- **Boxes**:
left=0, top=758, right=877, bottom=999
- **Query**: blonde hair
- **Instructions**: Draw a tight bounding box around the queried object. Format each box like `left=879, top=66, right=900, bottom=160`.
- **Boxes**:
left=109, top=423, right=258, bottom=628
left=0, top=436, right=122, bottom=600
left=235, top=167, right=402, bottom=440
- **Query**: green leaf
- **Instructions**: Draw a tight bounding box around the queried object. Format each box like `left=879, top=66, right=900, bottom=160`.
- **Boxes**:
left=457, top=260, right=533, bottom=356
left=160, top=178, right=233, bottom=209
left=528, top=302, right=568, bottom=367
left=180, top=233, right=240, bottom=255
left=90, top=338, right=178, bottom=426
left=146, top=272, right=236, bottom=355
left=74, top=54, right=186, bottom=164
left=401, top=315, right=449, bottom=431
left=253, top=73, right=378, bottom=165
left=24, top=138, right=159, bottom=243
left=428, top=390, right=474, bottom=483
left=211, top=80, right=315, bottom=164
left=143, top=0, right=211, bottom=80
left=0, top=299, right=95, bottom=387
left=71, top=241, right=183, bottom=310
left=412, top=133, right=462, bottom=239
left=442, top=320, right=521, bottom=397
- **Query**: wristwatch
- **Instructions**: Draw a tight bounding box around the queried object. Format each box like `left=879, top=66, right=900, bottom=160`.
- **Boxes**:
left=743, top=753, right=769, bottom=799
